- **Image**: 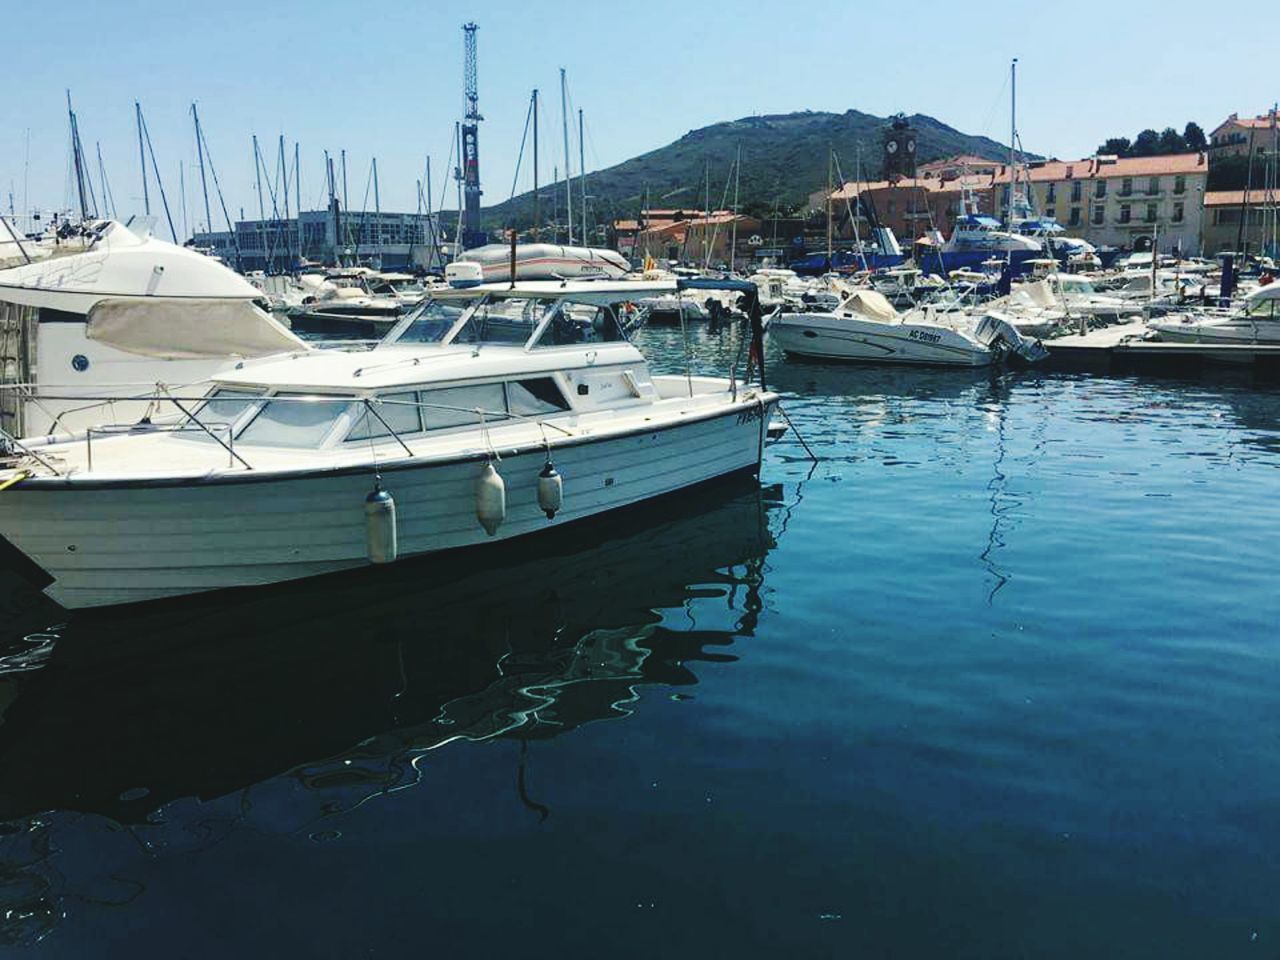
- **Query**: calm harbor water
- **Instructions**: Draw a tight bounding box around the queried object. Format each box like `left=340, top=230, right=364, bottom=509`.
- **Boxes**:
left=1, top=328, right=1279, bottom=958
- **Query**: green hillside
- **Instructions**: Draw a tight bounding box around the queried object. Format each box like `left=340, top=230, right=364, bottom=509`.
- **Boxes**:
left=481, top=109, right=1021, bottom=230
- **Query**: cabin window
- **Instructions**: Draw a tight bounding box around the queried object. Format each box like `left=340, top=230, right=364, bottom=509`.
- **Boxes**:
left=347, top=391, right=422, bottom=442
left=507, top=378, right=571, bottom=416
left=452, top=296, right=557, bottom=345
left=237, top=394, right=351, bottom=448
left=532, top=303, right=626, bottom=348
left=386, top=298, right=473, bottom=345
left=196, top=387, right=265, bottom=424
left=421, top=383, right=508, bottom=430
left=1245, top=297, right=1276, bottom=319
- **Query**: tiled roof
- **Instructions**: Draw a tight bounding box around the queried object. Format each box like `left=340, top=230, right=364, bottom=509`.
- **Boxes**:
left=1204, top=190, right=1280, bottom=207
left=989, top=152, right=1207, bottom=183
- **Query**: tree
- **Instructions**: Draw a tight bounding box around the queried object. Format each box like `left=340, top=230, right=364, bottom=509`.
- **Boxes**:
left=1098, top=136, right=1132, bottom=157
left=1183, top=122, right=1208, bottom=151
left=1158, top=127, right=1187, bottom=154
left=1131, top=129, right=1162, bottom=156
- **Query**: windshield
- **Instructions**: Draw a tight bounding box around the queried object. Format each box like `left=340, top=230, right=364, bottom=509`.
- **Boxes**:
left=382, top=298, right=474, bottom=346
left=532, top=301, right=627, bottom=347
left=1245, top=295, right=1278, bottom=318
left=451, top=296, right=558, bottom=346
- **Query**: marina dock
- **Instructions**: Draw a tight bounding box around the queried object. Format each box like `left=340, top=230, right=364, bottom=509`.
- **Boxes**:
left=1044, top=321, right=1280, bottom=372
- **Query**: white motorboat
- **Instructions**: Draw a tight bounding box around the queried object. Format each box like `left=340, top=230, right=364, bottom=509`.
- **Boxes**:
left=0, top=278, right=779, bottom=610
left=770, top=289, right=1047, bottom=367
left=0, top=219, right=309, bottom=439
left=1148, top=282, right=1280, bottom=346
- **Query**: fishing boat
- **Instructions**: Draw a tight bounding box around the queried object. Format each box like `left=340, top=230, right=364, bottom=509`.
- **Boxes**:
left=770, top=288, right=1047, bottom=367
left=0, top=278, right=778, bottom=610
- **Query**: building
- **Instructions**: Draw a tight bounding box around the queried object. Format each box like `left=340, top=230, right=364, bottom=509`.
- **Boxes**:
left=628, top=210, right=761, bottom=266
left=1209, top=110, right=1280, bottom=161
left=1201, top=190, right=1280, bottom=256
left=915, top=154, right=1002, bottom=180
left=192, top=209, right=445, bottom=272
left=825, top=175, right=992, bottom=244
left=988, top=152, right=1209, bottom=253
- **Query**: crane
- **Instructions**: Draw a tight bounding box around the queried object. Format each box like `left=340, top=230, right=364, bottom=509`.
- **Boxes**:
left=460, top=22, right=485, bottom=249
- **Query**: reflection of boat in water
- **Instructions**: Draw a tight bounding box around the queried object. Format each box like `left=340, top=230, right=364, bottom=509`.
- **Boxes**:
left=0, top=476, right=780, bottom=826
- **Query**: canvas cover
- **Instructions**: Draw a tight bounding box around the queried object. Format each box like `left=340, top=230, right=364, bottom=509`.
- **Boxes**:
left=86, top=298, right=307, bottom=359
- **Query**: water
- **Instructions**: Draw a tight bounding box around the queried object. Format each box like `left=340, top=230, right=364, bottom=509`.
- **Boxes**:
left=2, top=329, right=1279, bottom=958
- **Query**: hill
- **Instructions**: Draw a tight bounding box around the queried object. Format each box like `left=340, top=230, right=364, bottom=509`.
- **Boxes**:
left=480, top=108, right=1023, bottom=230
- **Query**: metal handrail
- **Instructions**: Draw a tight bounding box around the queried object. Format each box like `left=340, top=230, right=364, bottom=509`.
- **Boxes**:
left=86, top=420, right=239, bottom=472
left=0, top=425, right=62, bottom=476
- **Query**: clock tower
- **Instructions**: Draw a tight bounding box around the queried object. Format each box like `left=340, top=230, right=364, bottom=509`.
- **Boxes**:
left=882, top=114, right=918, bottom=180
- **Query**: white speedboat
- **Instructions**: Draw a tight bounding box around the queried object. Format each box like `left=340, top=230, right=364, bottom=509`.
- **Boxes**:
left=770, top=289, right=1047, bottom=367
left=0, top=278, right=779, bottom=610
left=1148, top=283, right=1280, bottom=346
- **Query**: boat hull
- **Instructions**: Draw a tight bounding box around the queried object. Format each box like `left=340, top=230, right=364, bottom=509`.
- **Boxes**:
left=770, top=316, right=991, bottom=367
left=0, top=398, right=777, bottom=610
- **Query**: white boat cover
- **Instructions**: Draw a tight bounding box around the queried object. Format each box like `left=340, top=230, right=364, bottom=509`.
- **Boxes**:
left=86, top=298, right=308, bottom=359
left=841, top=289, right=900, bottom=322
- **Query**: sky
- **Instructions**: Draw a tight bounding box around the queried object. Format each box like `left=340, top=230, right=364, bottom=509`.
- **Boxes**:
left=3, top=0, right=1276, bottom=237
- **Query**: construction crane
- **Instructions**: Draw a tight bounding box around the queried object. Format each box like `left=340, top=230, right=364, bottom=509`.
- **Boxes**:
left=459, top=22, right=485, bottom=249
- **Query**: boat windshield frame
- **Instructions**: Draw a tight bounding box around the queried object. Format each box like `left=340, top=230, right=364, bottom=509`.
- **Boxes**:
left=441, top=292, right=634, bottom=351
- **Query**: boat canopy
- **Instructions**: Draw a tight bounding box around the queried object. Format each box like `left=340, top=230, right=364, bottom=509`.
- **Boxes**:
left=1244, top=281, right=1280, bottom=304
left=86, top=298, right=309, bottom=359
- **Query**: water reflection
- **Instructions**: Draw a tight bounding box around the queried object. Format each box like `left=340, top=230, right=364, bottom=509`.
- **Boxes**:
left=0, top=478, right=781, bottom=946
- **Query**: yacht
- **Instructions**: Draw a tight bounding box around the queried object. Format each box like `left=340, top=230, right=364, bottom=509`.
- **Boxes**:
left=0, top=219, right=308, bottom=440
left=1148, top=283, right=1280, bottom=346
left=0, top=278, right=779, bottom=609
left=769, top=288, right=1047, bottom=367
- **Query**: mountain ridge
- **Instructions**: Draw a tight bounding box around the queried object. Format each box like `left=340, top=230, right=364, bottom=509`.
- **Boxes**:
left=480, top=107, right=1027, bottom=229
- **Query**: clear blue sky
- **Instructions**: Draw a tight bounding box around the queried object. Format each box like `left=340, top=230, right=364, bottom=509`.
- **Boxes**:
left=3, top=0, right=1275, bottom=236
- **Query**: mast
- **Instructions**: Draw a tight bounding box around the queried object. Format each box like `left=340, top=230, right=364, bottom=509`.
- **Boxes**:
left=532, top=89, right=540, bottom=239
left=96, top=142, right=115, bottom=220
left=1008, top=57, right=1018, bottom=224
left=66, top=91, right=90, bottom=221
left=373, top=157, right=380, bottom=216
left=826, top=148, right=834, bottom=266
left=136, top=102, right=150, bottom=215
left=193, top=104, right=213, bottom=235
left=294, top=142, right=302, bottom=263
left=179, top=161, right=187, bottom=241
left=731, top=143, right=741, bottom=273
left=578, top=108, right=587, bottom=245
left=253, top=135, right=266, bottom=222
left=426, top=155, right=439, bottom=269
left=561, top=68, right=573, bottom=244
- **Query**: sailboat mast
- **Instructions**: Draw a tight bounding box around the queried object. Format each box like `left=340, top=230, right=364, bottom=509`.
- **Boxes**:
left=373, top=157, right=380, bottom=216
left=730, top=143, right=741, bottom=273
left=294, top=142, right=302, bottom=263
left=253, top=135, right=266, bottom=222
left=561, top=68, right=573, bottom=244
left=136, top=102, right=150, bottom=215
left=1009, top=57, right=1018, bottom=224
left=193, top=104, right=213, bottom=235
left=579, top=108, right=587, bottom=245
left=826, top=148, right=834, bottom=265
left=532, top=89, right=540, bottom=240
left=67, top=92, right=89, bottom=221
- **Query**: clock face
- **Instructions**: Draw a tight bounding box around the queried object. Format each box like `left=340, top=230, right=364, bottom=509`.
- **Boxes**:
left=907, top=139, right=916, bottom=153
left=887, top=141, right=899, bottom=154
